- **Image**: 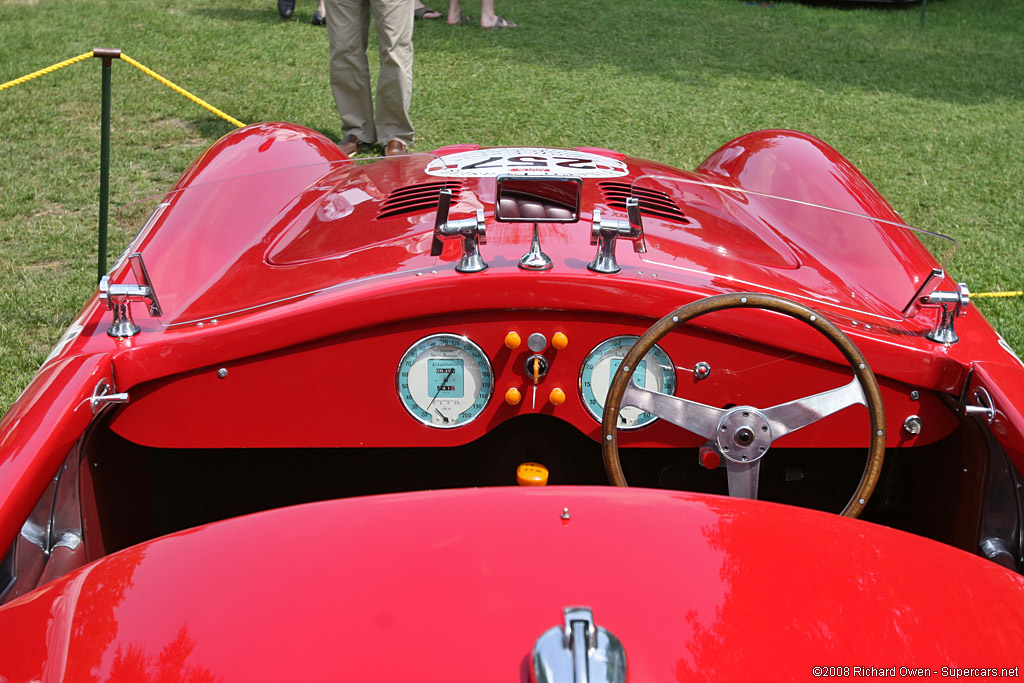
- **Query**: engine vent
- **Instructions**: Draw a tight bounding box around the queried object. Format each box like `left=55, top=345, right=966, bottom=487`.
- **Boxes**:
left=598, top=182, right=689, bottom=224
left=377, top=181, right=464, bottom=220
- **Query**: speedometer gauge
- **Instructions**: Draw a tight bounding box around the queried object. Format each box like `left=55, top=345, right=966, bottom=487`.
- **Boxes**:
left=579, top=336, right=676, bottom=429
left=397, top=334, right=494, bottom=428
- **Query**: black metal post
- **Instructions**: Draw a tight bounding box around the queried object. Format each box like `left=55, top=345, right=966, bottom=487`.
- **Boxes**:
left=93, top=48, right=122, bottom=283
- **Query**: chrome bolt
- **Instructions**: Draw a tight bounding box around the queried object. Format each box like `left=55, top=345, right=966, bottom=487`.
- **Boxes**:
left=217, top=368, right=228, bottom=379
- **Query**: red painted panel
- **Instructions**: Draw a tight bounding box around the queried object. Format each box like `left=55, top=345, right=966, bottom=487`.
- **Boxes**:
left=0, top=353, right=111, bottom=550
left=0, top=488, right=1021, bottom=680
left=108, top=310, right=957, bottom=450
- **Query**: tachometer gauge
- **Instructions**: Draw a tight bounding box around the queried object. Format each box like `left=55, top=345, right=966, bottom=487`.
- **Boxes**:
left=579, top=335, right=676, bottom=429
left=397, top=334, right=494, bottom=428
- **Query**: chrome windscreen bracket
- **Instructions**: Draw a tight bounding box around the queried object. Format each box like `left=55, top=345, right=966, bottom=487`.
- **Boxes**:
left=923, top=283, right=970, bottom=344
left=903, top=267, right=946, bottom=318
left=588, top=198, right=646, bottom=274
left=98, top=252, right=162, bottom=337
left=430, top=188, right=487, bottom=273
left=533, top=607, right=626, bottom=683
left=903, top=269, right=969, bottom=345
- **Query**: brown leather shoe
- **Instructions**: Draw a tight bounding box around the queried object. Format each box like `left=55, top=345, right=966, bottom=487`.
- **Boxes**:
left=385, top=140, right=409, bottom=156
left=339, top=134, right=366, bottom=156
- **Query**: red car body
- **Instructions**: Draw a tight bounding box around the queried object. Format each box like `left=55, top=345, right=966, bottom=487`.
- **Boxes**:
left=1, top=123, right=1022, bottom=679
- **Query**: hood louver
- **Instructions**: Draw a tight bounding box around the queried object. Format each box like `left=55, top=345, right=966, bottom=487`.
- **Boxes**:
left=377, top=181, right=464, bottom=220
left=599, top=181, right=689, bottom=224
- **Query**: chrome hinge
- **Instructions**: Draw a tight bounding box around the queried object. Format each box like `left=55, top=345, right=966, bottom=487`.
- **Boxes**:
left=98, top=252, right=162, bottom=337
left=533, top=607, right=626, bottom=683
left=588, top=198, right=646, bottom=274
left=430, top=188, right=487, bottom=273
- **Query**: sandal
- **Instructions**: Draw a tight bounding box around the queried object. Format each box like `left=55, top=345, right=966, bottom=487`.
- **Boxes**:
left=483, top=15, right=516, bottom=29
left=414, top=5, right=442, bottom=19
left=447, top=13, right=472, bottom=25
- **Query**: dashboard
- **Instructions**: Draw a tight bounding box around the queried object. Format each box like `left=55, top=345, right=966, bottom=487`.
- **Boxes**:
left=109, top=310, right=955, bottom=451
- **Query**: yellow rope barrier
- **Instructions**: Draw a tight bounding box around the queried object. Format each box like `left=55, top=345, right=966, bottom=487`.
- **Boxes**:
left=0, top=51, right=95, bottom=91
left=119, top=53, right=246, bottom=129
left=975, top=291, right=1023, bottom=299
left=2, top=49, right=245, bottom=128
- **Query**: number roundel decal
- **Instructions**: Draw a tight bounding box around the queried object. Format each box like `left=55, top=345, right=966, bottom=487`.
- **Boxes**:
left=425, top=148, right=629, bottom=178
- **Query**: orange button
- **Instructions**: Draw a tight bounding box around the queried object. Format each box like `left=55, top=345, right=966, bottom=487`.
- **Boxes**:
left=504, top=331, right=522, bottom=350
left=517, top=462, right=549, bottom=486
left=548, top=387, right=566, bottom=406
left=552, top=332, right=568, bottom=350
left=505, top=387, right=522, bottom=406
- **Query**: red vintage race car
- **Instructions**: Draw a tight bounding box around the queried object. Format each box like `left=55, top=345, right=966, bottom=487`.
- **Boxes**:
left=1, top=124, right=1023, bottom=680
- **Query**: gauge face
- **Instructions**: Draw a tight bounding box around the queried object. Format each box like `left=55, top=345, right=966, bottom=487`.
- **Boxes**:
left=397, top=334, right=494, bottom=428
left=579, top=336, right=676, bottom=429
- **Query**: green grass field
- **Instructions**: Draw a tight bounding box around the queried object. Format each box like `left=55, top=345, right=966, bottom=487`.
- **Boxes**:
left=1, top=0, right=1022, bottom=413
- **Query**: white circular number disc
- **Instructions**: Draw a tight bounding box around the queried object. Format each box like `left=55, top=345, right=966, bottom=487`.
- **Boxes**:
left=425, top=148, right=629, bottom=178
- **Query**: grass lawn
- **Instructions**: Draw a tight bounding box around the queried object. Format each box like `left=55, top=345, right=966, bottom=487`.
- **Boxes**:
left=1, top=0, right=1022, bottom=412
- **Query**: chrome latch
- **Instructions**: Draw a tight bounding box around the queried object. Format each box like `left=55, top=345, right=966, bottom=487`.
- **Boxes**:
left=533, top=607, right=626, bottom=683
left=88, top=381, right=128, bottom=415
left=430, top=188, right=487, bottom=273
left=98, top=253, right=162, bottom=337
left=964, top=386, right=995, bottom=423
left=587, top=198, right=646, bottom=274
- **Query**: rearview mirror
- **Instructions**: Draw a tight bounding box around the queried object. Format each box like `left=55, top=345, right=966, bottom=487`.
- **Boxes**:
left=495, top=176, right=582, bottom=223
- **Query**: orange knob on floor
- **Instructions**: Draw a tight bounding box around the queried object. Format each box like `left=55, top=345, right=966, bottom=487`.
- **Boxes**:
left=517, top=462, right=549, bottom=486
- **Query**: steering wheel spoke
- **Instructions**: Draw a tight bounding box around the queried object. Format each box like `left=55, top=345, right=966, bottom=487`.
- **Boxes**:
left=622, top=380, right=724, bottom=440
left=725, top=458, right=760, bottom=500
left=761, top=377, right=867, bottom=440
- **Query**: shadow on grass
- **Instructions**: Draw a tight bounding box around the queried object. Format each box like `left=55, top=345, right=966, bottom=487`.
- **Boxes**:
left=411, top=0, right=1023, bottom=106
left=188, top=6, right=289, bottom=25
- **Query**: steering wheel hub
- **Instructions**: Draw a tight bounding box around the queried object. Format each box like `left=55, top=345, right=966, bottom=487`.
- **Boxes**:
left=717, top=408, right=772, bottom=463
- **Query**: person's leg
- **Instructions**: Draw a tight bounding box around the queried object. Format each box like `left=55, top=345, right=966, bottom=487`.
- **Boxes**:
left=313, top=0, right=327, bottom=24
left=373, top=0, right=415, bottom=149
left=446, top=0, right=464, bottom=24
left=326, top=0, right=376, bottom=143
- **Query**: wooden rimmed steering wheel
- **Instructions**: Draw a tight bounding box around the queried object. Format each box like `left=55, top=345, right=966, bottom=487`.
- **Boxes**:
left=601, top=292, right=886, bottom=518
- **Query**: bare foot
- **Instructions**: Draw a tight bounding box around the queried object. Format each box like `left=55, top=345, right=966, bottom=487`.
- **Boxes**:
left=482, top=14, right=515, bottom=29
